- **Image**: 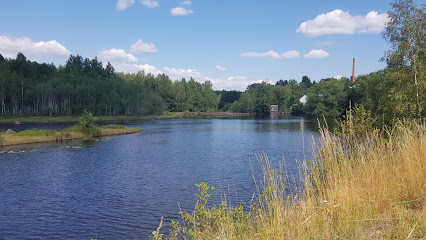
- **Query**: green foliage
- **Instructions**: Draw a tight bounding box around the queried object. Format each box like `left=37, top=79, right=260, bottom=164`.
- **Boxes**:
left=77, top=110, right=101, bottom=137
left=381, top=0, right=426, bottom=118
left=168, top=182, right=250, bottom=239
left=78, top=110, right=96, bottom=127
left=334, top=104, right=377, bottom=140
left=304, top=78, right=349, bottom=117
left=0, top=54, right=219, bottom=116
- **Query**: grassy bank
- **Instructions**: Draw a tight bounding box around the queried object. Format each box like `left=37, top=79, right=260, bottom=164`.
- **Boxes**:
left=0, top=126, right=141, bottom=146
left=0, top=112, right=194, bottom=124
left=156, top=120, right=426, bottom=239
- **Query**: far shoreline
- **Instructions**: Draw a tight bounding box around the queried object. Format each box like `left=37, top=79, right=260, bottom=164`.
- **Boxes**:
left=0, top=112, right=271, bottom=124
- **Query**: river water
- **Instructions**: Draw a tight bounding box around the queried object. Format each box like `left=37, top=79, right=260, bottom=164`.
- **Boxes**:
left=0, top=116, right=321, bottom=239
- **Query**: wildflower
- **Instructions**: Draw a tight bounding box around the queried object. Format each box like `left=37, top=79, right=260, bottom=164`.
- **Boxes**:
left=333, top=204, right=340, bottom=208
left=321, top=200, right=329, bottom=204
left=152, top=231, right=157, bottom=235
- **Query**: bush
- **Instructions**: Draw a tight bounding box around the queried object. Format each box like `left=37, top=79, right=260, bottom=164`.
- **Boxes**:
left=77, top=110, right=101, bottom=137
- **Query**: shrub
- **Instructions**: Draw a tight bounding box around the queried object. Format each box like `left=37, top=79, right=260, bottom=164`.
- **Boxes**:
left=77, top=110, right=101, bottom=137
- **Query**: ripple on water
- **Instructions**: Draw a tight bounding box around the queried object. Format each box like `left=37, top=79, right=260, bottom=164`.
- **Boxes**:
left=0, top=117, right=319, bottom=239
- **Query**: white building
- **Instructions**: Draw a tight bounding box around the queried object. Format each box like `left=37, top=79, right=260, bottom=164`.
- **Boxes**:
left=299, top=95, right=307, bottom=104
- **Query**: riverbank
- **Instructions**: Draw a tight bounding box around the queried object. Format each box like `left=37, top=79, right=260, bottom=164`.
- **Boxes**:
left=158, top=120, right=426, bottom=239
left=0, top=111, right=279, bottom=124
left=0, top=112, right=189, bottom=124
left=0, top=127, right=141, bottom=147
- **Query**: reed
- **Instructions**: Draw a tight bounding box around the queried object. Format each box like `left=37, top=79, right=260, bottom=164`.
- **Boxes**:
left=157, top=119, right=426, bottom=239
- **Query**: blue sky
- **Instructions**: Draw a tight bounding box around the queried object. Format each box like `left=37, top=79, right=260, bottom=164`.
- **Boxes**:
left=0, top=0, right=420, bottom=90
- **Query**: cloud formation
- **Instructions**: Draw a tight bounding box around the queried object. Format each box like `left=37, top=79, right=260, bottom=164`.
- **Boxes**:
left=207, top=76, right=263, bottom=91
left=171, top=7, right=194, bottom=16
left=280, top=50, right=301, bottom=59
left=141, top=0, right=159, bottom=8
left=130, top=39, right=158, bottom=53
left=297, top=9, right=389, bottom=37
left=163, top=67, right=201, bottom=79
left=181, top=0, right=192, bottom=6
left=111, top=62, right=201, bottom=80
left=240, top=50, right=300, bottom=59
left=216, top=65, right=227, bottom=71
left=304, top=49, right=329, bottom=58
left=0, top=36, right=71, bottom=59
left=116, top=0, right=135, bottom=10
left=98, top=48, right=138, bottom=62
left=108, top=60, right=261, bottom=91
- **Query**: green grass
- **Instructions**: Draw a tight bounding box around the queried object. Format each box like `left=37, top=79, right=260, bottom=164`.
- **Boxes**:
left=15, top=129, right=56, bottom=136
left=0, top=112, right=194, bottom=124
left=100, top=124, right=126, bottom=129
left=0, top=126, right=141, bottom=146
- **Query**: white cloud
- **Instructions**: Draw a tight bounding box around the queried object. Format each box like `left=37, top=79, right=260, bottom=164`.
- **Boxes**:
left=171, top=7, right=194, bottom=16
left=208, top=76, right=263, bottom=91
left=216, top=65, right=227, bottom=71
left=297, top=9, right=389, bottom=37
left=241, top=50, right=280, bottom=58
left=130, top=39, right=158, bottom=53
left=304, top=49, right=329, bottom=58
left=280, top=50, right=300, bottom=59
left=241, top=50, right=300, bottom=59
left=108, top=60, right=260, bottom=91
left=0, top=36, right=71, bottom=59
left=116, top=0, right=135, bottom=10
left=114, top=63, right=201, bottom=80
left=163, top=67, right=202, bottom=79
left=112, top=62, right=163, bottom=75
left=333, top=75, right=344, bottom=80
left=141, top=0, right=159, bottom=8
left=98, top=48, right=138, bottom=62
left=181, top=0, right=192, bottom=5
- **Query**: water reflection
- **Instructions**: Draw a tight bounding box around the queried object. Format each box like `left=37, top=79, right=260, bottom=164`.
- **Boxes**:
left=0, top=117, right=321, bottom=239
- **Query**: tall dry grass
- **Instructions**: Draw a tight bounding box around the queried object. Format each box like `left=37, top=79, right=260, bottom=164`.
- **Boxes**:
left=159, top=120, right=426, bottom=239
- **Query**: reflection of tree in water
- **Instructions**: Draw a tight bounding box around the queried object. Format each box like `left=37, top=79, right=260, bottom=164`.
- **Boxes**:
left=253, top=117, right=311, bottom=133
left=252, top=116, right=338, bottom=133
left=303, top=117, right=338, bottom=132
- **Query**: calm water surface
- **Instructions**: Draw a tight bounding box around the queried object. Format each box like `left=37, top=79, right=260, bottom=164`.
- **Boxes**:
left=0, top=116, right=320, bottom=239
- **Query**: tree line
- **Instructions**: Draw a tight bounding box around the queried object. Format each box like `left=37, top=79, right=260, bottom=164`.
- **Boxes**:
left=0, top=53, right=218, bottom=116
left=226, top=0, right=425, bottom=125
left=0, top=0, right=424, bottom=125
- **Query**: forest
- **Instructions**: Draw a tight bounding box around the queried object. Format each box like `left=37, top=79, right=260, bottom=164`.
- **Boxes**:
left=0, top=0, right=424, bottom=126
left=0, top=53, right=218, bottom=116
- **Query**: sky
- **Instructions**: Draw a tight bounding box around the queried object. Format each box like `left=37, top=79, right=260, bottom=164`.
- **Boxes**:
left=0, top=0, right=420, bottom=91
